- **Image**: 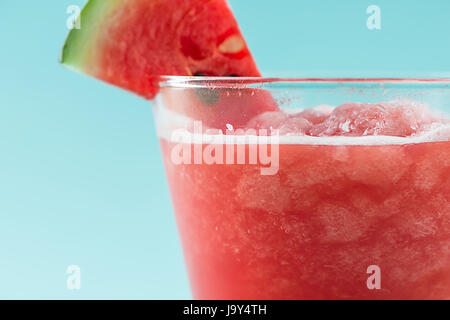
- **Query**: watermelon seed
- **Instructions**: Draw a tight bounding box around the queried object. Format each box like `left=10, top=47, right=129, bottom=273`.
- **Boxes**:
left=195, top=88, right=220, bottom=105
left=193, top=72, right=220, bottom=105
left=218, top=35, right=245, bottom=54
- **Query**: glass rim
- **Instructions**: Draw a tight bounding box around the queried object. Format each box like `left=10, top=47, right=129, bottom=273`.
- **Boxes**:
left=159, top=76, right=450, bottom=88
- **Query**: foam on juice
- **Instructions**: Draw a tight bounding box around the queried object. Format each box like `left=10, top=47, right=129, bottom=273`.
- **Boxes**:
left=156, top=100, right=450, bottom=145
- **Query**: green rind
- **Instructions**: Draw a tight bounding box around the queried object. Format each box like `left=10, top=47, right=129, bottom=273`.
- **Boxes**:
left=60, top=0, right=120, bottom=70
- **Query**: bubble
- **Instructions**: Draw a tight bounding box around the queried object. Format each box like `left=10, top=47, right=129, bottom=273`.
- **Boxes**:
left=246, top=111, right=312, bottom=135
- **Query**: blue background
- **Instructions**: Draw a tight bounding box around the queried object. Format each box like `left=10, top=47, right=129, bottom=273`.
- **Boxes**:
left=0, top=0, right=449, bottom=299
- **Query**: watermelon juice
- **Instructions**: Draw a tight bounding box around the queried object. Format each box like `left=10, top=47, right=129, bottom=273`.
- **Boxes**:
left=155, top=78, right=450, bottom=299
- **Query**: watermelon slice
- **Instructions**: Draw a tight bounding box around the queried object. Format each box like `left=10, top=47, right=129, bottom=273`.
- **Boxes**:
left=61, top=0, right=262, bottom=99
left=161, top=84, right=279, bottom=130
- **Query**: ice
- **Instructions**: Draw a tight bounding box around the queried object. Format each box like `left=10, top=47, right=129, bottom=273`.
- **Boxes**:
left=244, top=100, right=449, bottom=140
left=246, top=111, right=312, bottom=135
left=297, top=105, right=333, bottom=125
left=310, top=101, right=439, bottom=137
left=246, top=106, right=332, bottom=136
left=246, top=111, right=290, bottom=131
left=162, top=100, right=450, bottom=145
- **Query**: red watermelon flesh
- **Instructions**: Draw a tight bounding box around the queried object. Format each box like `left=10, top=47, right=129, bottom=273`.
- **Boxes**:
left=161, top=84, right=279, bottom=130
left=62, top=0, right=262, bottom=98
left=61, top=0, right=278, bottom=129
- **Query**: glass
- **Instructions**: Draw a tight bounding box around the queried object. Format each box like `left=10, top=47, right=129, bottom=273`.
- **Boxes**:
left=153, top=77, right=450, bottom=299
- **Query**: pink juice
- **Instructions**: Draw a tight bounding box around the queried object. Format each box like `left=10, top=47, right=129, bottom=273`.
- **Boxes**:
left=159, top=100, right=450, bottom=299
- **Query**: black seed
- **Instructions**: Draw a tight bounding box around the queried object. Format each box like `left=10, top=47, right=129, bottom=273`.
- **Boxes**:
left=192, top=72, right=219, bottom=104
left=225, top=73, right=239, bottom=77
left=195, top=88, right=220, bottom=105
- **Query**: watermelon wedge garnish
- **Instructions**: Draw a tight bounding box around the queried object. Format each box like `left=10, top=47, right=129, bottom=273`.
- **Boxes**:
left=61, top=0, right=263, bottom=99
left=61, top=0, right=278, bottom=129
